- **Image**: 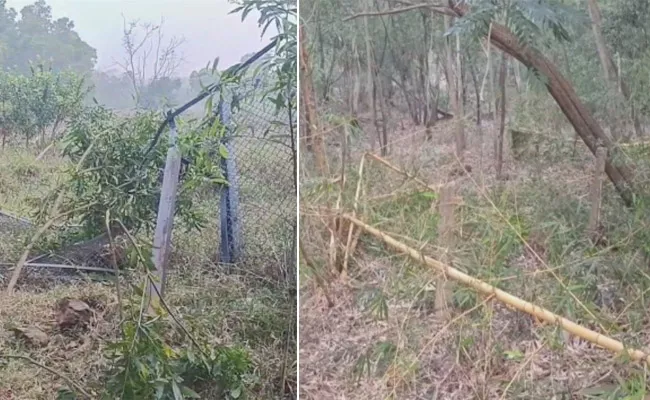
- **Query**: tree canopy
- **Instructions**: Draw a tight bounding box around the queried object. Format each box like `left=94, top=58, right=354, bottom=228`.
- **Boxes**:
left=0, top=0, right=97, bottom=75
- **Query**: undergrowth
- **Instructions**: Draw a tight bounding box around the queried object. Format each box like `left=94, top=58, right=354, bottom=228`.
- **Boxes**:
left=300, top=117, right=650, bottom=399
left=1, top=142, right=295, bottom=399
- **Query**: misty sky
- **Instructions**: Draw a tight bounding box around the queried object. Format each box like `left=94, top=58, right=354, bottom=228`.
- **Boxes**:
left=6, top=0, right=269, bottom=76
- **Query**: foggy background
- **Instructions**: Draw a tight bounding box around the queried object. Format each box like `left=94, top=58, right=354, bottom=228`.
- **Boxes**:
left=5, top=0, right=267, bottom=75
left=1, top=0, right=272, bottom=110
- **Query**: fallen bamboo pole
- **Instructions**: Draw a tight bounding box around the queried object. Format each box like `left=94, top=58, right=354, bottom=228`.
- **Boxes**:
left=341, top=213, right=650, bottom=364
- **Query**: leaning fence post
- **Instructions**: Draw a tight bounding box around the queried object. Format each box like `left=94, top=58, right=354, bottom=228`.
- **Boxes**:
left=587, top=146, right=607, bottom=242
left=147, top=114, right=182, bottom=309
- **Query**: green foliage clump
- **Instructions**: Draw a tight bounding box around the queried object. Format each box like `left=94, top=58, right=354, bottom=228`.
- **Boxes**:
left=103, top=317, right=251, bottom=400
left=35, top=105, right=227, bottom=239
left=0, top=64, right=88, bottom=146
left=0, top=0, right=97, bottom=74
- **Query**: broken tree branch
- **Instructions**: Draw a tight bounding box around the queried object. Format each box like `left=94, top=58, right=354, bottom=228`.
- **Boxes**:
left=343, top=3, right=454, bottom=21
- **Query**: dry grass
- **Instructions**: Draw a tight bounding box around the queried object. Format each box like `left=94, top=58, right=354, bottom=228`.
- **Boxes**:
left=0, top=147, right=296, bottom=399
left=300, top=112, right=650, bottom=399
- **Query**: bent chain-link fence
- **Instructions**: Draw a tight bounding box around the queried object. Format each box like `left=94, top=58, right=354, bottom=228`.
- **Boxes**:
left=217, top=78, right=296, bottom=266
left=1, top=40, right=296, bottom=289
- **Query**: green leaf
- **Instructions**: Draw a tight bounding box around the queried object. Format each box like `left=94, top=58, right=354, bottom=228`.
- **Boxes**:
left=230, top=386, right=242, bottom=399
left=181, top=386, right=201, bottom=398
left=219, top=144, right=229, bottom=159
left=172, top=380, right=184, bottom=400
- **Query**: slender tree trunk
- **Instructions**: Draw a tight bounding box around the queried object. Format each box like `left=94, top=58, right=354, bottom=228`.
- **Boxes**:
left=352, top=39, right=361, bottom=116
left=445, top=15, right=465, bottom=159
left=377, top=77, right=389, bottom=155
left=496, top=54, right=507, bottom=180
left=513, top=61, right=522, bottom=92
left=363, top=7, right=382, bottom=152
left=490, top=54, right=496, bottom=118
left=587, top=0, right=643, bottom=138
left=467, top=51, right=481, bottom=126
left=456, top=34, right=466, bottom=151
left=299, top=24, right=329, bottom=175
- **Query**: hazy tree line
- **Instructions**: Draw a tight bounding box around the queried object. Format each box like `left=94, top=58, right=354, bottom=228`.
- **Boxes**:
left=0, top=0, right=267, bottom=115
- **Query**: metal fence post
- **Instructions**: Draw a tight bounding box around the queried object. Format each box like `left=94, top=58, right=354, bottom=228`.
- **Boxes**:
left=148, top=114, right=182, bottom=308
left=218, top=99, right=242, bottom=264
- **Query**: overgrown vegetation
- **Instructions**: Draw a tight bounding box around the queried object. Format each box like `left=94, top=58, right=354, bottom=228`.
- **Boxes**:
left=1, top=0, right=296, bottom=399
left=300, top=0, right=650, bottom=398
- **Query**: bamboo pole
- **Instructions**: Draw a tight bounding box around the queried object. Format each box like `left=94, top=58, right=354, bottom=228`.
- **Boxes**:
left=341, top=213, right=650, bottom=364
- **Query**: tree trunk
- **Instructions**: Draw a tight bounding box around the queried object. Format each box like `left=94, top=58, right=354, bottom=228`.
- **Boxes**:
left=377, top=77, right=389, bottom=155
left=445, top=15, right=465, bottom=159
left=352, top=39, right=361, bottom=116
left=299, top=24, right=329, bottom=175
left=496, top=53, right=507, bottom=180
left=456, top=33, right=466, bottom=151
left=468, top=52, right=481, bottom=126
left=587, top=0, right=643, bottom=138
left=448, top=3, right=635, bottom=206
left=363, top=6, right=382, bottom=153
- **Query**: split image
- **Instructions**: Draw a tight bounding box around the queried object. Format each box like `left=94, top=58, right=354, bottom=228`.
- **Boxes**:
left=0, top=0, right=296, bottom=398
left=298, top=0, right=650, bottom=399
left=2, top=0, right=650, bottom=399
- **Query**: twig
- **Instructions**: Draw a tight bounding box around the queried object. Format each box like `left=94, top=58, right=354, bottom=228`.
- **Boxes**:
left=0, top=209, right=32, bottom=225
left=343, top=155, right=366, bottom=276
left=106, top=210, right=124, bottom=322
left=499, top=342, right=546, bottom=400
left=6, top=143, right=96, bottom=293
left=35, top=142, right=55, bottom=161
left=343, top=3, right=454, bottom=21
left=0, top=354, right=93, bottom=399
left=299, top=242, right=334, bottom=307
left=0, top=262, right=115, bottom=273
left=114, top=219, right=208, bottom=357
left=6, top=203, right=96, bottom=293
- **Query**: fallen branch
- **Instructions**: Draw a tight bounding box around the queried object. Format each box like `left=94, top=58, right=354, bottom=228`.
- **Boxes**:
left=342, top=213, right=650, bottom=364
left=6, top=144, right=95, bottom=294
left=6, top=203, right=96, bottom=293
left=0, top=262, right=115, bottom=274
left=343, top=3, right=454, bottom=21
left=0, top=354, right=93, bottom=399
left=35, top=142, right=55, bottom=161
left=0, top=209, right=32, bottom=225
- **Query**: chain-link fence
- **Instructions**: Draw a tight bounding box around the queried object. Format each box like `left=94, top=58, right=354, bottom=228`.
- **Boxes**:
left=217, top=78, right=296, bottom=266
left=0, top=41, right=296, bottom=289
